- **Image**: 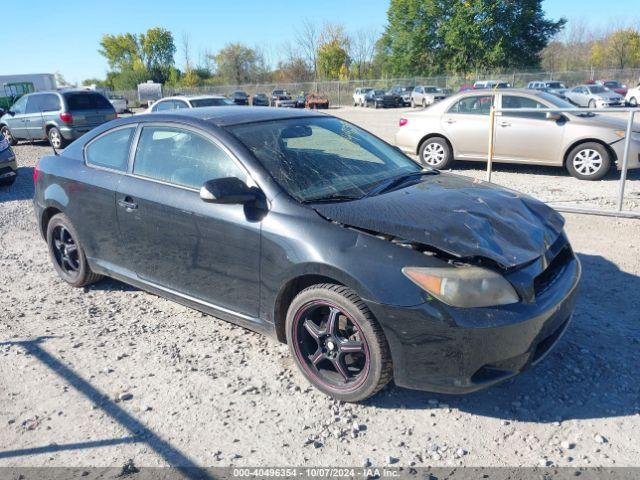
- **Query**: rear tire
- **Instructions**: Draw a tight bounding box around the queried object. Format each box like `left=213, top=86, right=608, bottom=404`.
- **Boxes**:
left=566, top=142, right=611, bottom=181
left=418, top=136, right=454, bottom=169
left=1, top=125, right=17, bottom=145
left=48, top=127, right=68, bottom=149
left=286, top=283, right=393, bottom=402
left=46, top=214, right=102, bottom=288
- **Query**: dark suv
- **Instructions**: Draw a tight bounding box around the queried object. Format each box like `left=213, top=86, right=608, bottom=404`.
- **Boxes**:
left=0, top=91, right=116, bottom=149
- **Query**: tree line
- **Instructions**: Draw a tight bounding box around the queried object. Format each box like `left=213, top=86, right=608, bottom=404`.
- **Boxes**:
left=83, top=0, right=640, bottom=90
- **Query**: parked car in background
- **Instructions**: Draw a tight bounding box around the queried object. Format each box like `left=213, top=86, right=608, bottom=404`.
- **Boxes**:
left=0, top=135, right=17, bottom=186
left=107, top=95, right=128, bottom=114
left=353, top=87, right=373, bottom=106
left=231, top=91, right=250, bottom=105
left=0, top=90, right=116, bottom=149
left=295, top=92, right=307, bottom=108
left=458, top=84, right=473, bottom=92
left=147, top=95, right=234, bottom=113
left=527, top=81, right=568, bottom=98
left=271, top=89, right=294, bottom=107
left=389, top=85, right=414, bottom=106
left=306, top=93, right=330, bottom=110
left=364, top=90, right=397, bottom=108
left=395, top=89, right=640, bottom=180
left=252, top=92, right=269, bottom=106
left=565, top=85, right=624, bottom=109
left=624, top=83, right=640, bottom=107
left=411, top=86, right=448, bottom=108
left=34, top=107, right=580, bottom=402
left=596, top=80, right=628, bottom=96
left=473, top=80, right=510, bottom=90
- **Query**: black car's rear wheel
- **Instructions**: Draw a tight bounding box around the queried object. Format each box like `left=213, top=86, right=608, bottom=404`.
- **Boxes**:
left=286, top=284, right=392, bottom=402
left=47, top=214, right=101, bottom=287
left=1, top=125, right=17, bottom=145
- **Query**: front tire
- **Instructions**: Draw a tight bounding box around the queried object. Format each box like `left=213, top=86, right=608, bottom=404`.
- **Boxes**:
left=588, top=99, right=596, bottom=109
left=46, top=214, right=102, bottom=287
left=1, top=125, right=17, bottom=145
left=422, top=99, right=427, bottom=108
left=286, top=284, right=393, bottom=402
left=48, top=127, right=68, bottom=149
left=566, top=142, right=611, bottom=180
left=629, top=97, right=638, bottom=107
left=418, top=136, right=454, bottom=169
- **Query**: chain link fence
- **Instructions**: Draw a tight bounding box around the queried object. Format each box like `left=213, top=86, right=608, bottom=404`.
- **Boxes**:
left=114, top=68, right=640, bottom=108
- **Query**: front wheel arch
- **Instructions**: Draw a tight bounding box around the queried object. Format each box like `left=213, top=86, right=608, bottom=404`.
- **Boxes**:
left=417, top=133, right=454, bottom=157
left=563, top=139, right=617, bottom=169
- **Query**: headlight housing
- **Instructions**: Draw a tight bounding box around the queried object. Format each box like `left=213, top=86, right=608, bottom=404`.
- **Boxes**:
left=402, top=266, right=519, bottom=308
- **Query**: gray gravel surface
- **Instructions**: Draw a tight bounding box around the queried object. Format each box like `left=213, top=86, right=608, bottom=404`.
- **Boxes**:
left=1, top=114, right=639, bottom=469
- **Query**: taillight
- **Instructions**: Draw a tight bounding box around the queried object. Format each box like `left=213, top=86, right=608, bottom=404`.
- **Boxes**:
left=33, top=159, right=40, bottom=184
left=399, top=118, right=408, bottom=127
left=59, top=112, right=73, bottom=123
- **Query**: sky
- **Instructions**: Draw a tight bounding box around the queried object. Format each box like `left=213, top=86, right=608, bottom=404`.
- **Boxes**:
left=2, top=0, right=638, bottom=84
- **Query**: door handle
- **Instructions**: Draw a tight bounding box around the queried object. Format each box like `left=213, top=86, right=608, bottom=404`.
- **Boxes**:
left=499, top=121, right=511, bottom=127
left=118, top=197, right=138, bottom=211
left=445, top=118, right=456, bottom=124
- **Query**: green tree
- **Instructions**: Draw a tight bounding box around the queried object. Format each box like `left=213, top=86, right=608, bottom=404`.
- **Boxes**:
left=99, top=28, right=176, bottom=85
left=210, top=43, right=260, bottom=84
left=378, top=0, right=565, bottom=76
left=318, top=40, right=349, bottom=80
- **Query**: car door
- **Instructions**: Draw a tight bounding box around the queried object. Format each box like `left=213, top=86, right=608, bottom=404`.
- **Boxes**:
left=441, top=94, right=494, bottom=159
left=572, top=87, right=587, bottom=106
left=5, top=95, right=29, bottom=140
left=24, top=94, right=46, bottom=140
left=494, top=94, right=564, bottom=165
left=116, top=123, right=262, bottom=317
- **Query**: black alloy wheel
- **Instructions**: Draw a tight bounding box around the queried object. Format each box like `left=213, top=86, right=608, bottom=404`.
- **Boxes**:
left=286, top=284, right=392, bottom=402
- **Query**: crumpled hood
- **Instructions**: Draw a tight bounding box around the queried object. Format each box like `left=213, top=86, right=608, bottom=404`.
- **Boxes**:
left=313, top=174, right=565, bottom=269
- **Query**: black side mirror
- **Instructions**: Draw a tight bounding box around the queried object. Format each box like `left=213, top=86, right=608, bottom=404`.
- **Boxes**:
left=7, top=110, right=15, bottom=116
left=200, top=177, right=257, bottom=204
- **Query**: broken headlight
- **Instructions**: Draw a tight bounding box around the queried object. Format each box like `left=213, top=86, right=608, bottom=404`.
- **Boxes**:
left=402, top=265, right=519, bottom=308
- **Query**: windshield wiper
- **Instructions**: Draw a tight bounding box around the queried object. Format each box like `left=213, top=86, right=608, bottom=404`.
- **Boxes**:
left=301, top=194, right=363, bottom=204
left=363, top=170, right=437, bottom=198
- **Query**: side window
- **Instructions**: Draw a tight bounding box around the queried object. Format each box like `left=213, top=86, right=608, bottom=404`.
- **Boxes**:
left=86, top=127, right=135, bottom=171
left=133, top=126, right=247, bottom=190
left=174, top=101, right=189, bottom=109
left=501, top=96, right=547, bottom=120
left=153, top=101, right=174, bottom=112
left=448, top=95, right=493, bottom=115
left=10, top=96, right=28, bottom=114
left=25, top=95, right=43, bottom=114
left=40, top=94, right=61, bottom=112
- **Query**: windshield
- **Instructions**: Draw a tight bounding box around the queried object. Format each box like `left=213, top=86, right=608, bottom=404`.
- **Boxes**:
left=537, top=92, right=574, bottom=109
left=227, top=117, right=421, bottom=202
left=374, top=90, right=385, bottom=95
left=546, top=82, right=565, bottom=89
left=424, top=87, right=439, bottom=93
left=190, top=98, right=234, bottom=107
left=588, top=86, right=606, bottom=94
left=603, top=81, right=619, bottom=88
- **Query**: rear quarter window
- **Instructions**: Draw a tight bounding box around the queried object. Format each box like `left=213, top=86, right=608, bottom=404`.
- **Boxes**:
left=85, top=127, right=135, bottom=171
left=65, top=93, right=113, bottom=111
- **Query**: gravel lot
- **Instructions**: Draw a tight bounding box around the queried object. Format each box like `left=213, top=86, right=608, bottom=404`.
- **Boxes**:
left=1, top=108, right=639, bottom=470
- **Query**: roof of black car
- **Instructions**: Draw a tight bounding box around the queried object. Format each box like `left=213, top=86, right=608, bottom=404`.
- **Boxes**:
left=140, top=106, right=326, bottom=127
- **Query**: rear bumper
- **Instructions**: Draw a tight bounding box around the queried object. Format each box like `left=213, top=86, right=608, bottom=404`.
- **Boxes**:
left=366, top=253, right=581, bottom=394
left=59, top=125, right=104, bottom=140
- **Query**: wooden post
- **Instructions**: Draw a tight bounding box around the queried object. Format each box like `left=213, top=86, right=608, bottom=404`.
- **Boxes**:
left=486, top=105, right=496, bottom=183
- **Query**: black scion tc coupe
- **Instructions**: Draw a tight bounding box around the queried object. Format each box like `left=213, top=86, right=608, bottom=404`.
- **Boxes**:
left=33, top=107, right=581, bottom=402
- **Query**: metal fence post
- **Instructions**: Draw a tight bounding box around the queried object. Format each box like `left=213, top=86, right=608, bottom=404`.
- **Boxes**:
left=617, top=110, right=635, bottom=211
left=486, top=105, right=496, bottom=183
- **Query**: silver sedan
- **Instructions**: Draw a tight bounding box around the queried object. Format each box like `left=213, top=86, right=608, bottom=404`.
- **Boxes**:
left=394, top=89, right=640, bottom=180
